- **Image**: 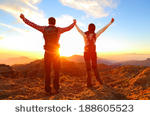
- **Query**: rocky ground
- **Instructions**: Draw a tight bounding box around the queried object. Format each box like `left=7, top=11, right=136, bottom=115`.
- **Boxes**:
left=0, top=59, right=150, bottom=100
left=0, top=75, right=127, bottom=100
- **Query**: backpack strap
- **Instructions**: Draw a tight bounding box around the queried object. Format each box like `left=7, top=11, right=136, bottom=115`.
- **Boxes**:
left=85, top=31, right=96, bottom=45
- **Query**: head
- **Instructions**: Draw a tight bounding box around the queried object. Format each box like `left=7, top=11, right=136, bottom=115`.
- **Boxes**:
left=48, top=17, right=56, bottom=25
left=88, top=23, right=96, bottom=33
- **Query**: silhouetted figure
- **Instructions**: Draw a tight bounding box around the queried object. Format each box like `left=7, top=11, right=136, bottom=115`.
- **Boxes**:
left=75, top=18, right=114, bottom=88
left=20, top=14, right=76, bottom=95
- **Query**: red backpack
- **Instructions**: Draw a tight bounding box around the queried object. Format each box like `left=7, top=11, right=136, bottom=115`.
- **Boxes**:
left=43, top=26, right=59, bottom=50
left=84, top=31, right=96, bottom=52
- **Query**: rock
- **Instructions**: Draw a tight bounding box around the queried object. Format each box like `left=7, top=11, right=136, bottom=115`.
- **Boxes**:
left=0, top=64, right=18, bottom=78
left=132, top=68, right=150, bottom=89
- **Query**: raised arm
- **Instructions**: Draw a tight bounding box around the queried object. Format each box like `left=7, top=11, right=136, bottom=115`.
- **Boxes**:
left=20, top=13, right=45, bottom=33
left=75, top=24, right=85, bottom=37
left=59, top=19, right=76, bottom=33
left=96, top=18, right=114, bottom=38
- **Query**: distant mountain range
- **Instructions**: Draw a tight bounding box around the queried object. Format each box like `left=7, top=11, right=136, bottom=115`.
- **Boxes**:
left=0, top=55, right=115, bottom=66
left=1, top=54, right=150, bottom=66
left=64, top=55, right=116, bottom=65
left=117, top=58, right=150, bottom=66
left=66, top=55, right=150, bottom=66
left=0, top=56, right=34, bottom=65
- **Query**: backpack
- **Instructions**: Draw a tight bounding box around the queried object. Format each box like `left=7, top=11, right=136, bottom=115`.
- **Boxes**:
left=43, top=26, right=59, bottom=50
left=84, top=31, right=96, bottom=52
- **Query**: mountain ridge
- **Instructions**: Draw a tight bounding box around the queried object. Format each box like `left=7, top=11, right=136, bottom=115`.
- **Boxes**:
left=0, top=56, right=35, bottom=65
left=117, top=58, right=150, bottom=66
left=63, top=55, right=116, bottom=65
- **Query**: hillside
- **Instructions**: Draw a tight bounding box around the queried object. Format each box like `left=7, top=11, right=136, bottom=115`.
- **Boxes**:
left=0, top=58, right=150, bottom=100
left=118, top=58, right=150, bottom=66
left=0, top=56, right=34, bottom=65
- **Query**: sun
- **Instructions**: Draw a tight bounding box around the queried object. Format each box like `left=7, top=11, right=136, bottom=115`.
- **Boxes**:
left=59, top=47, right=75, bottom=57
left=59, top=44, right=83, bottom=57
left=59, top=33, right=85, bottom=57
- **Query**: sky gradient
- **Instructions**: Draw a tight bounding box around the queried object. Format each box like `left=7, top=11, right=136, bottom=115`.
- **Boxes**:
left=0, top=0, right=150, bottom=61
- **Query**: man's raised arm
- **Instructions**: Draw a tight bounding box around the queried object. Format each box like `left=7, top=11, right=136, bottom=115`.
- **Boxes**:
left=59, top=19, right=76, bottom=33
left=75, top=24, right=85, bottom=38
left=96, top=18, right=114, bottom=38
left=20, top=13, right=45, bottom=33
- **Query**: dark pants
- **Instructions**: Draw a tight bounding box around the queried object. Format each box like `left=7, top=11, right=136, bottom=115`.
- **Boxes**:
left=44, top=51, right=60, bottom=93
left=84, top=51, right=102, bottom=86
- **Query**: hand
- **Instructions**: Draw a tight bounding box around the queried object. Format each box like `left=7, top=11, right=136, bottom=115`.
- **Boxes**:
left=20, top=13, right=25, bottom=19
left=73, top=19, right=76, bottom=24
left=111, top=18, right=114, bottom=24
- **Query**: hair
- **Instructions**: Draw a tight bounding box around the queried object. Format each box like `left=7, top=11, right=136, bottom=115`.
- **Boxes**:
left=48, top=17, right=56, bottom=25
left=88, top=23, right=96, bottom=33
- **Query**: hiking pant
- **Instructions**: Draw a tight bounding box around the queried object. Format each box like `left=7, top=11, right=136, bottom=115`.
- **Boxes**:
left=44, top=51, right=60, bottom=92
left=84, top=51, right=102, bottom=85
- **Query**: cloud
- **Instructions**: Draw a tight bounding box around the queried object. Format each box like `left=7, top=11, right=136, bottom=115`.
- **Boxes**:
left=0, top=23, right=44, bottom=52
left=0, top=0, right=46, bottom=24
left=0, top=22, right=29, bottom=34
left=59, top=0, right=119, bottom=18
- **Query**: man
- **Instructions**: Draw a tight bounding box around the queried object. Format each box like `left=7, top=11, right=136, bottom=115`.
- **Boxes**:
left=75, top=18, right=114, bottom=88
left=20, top=13, right=76, bottom=95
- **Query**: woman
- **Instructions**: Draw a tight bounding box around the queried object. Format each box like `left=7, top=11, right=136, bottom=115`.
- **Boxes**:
left=75, top=18, right=114, bottom=88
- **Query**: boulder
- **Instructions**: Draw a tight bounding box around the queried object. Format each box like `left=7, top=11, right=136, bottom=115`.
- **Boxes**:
left=0, top=64, right=17, bottom=78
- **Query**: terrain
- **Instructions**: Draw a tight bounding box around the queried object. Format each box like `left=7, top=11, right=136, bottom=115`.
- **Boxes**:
left=0, top=57, right=150, bottom=100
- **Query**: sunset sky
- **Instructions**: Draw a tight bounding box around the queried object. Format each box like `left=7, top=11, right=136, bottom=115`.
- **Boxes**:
left=0, top=0, right=150, bottom=60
